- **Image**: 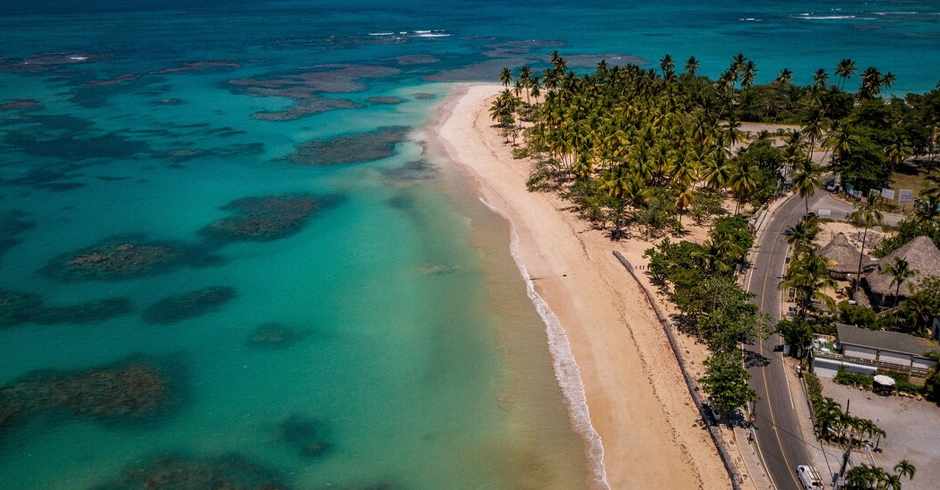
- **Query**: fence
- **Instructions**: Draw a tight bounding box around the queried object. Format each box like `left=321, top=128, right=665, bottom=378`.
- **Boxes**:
left=613, top=250, right=745, bottom=490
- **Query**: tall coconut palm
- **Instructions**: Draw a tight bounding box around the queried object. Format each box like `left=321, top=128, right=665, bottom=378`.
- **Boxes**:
left=813, top=68, right=829, bottom=90
left=882, top=71, right=896, bottom=96
left=894, top=460, right=916, bottom=481
left=518, top=65, right=533, bottom=104
left=786, top=216, right=820, bottom=253
left=885, top=138, right=912, bottom=168
left=684, top=56, right=700, bottom=76
left=781, top=250, right=837, bottom=318
left=849, top=192, right=884, bottom=295
left=728, top=157, right=758, bottom=214
left=790, top=159, right=821, bottom=215
left=776, top=68, right=794, bottom=85
left=815, top=397, right=842, bottom=439
left=660, top=54, right=675, bottom=80
left=835, top=58, right=857, bottom=90
left=740, top=60, right=757, bottom=88
left=859, top=67, right=883, bottom=99
left=499, top=67, right=513, bottom=88
left=883, top=256, right=917, bottom=310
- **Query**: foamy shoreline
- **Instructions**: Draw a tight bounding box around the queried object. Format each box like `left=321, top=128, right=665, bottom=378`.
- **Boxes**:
left=428, top=83, right=732, bottom=490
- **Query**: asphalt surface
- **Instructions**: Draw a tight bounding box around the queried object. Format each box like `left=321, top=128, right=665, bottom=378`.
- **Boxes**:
left=743, top=190, right=904, bottom=490
left=745, top=191, right=825, bottom=490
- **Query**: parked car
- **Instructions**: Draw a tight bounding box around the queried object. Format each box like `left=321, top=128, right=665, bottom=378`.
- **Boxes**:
left=797, top=465, right=824, bottom=490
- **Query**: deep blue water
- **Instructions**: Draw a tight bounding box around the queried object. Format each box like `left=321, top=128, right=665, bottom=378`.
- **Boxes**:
left=1, top=1, right=938, bottom=489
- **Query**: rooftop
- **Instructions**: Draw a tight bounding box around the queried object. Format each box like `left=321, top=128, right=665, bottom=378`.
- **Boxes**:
left=865, top=236, right=940, bottom=297
left=836, top=323, right=939, bottom=358
left=819, top=232, right=873, bottom=274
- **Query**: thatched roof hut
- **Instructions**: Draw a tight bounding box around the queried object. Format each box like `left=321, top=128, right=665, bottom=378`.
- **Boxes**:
left=819, top=233, right=873, bottom=275
left=864, top=236, right=940, bottom=298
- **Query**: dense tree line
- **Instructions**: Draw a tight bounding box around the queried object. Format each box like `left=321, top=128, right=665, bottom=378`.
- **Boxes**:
left=494, top=52, right=940, bottom=239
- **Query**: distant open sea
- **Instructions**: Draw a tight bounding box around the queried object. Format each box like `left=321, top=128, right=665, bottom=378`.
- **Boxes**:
left=1, top=1, right=938, bottom=489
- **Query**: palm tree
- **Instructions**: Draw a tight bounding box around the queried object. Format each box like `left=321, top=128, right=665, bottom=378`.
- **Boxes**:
left=684, top=56, right=699, bottom=76
left=894, top=460, right=916, bottom=481
left=883, top=256, right=917, bottom=309
left=813, top=68, right=829, bottom=90
left=600, top=165, right=646, bottom=239
left=859, top=67, right=883, bottom=99
left=499, top=67, right=513, bottom=88
left=776, top=68, right=794, bottom=85
left=786, top=216, right=820, bottom=253
left=885, top=138, right=913, bottom=168
left=728, top=157, right=758, bottom=214
left=814, top=396, right=842, bottom=439
left=660, top=54, right=675, bottom=80
left=519, top=65, right=533, bottom=104
left=882, top=71, right=896, bottom=96
left=835, top=58, right=857, bottom=90
left=790, top=159, right=821, bottom=215
left=781, top=250, right=837, bottom=318
left=740, top=60, right=757, bottom=88
left=914, top=196, right=940, bottom=221
left=849, top=192, right=884, bottom=295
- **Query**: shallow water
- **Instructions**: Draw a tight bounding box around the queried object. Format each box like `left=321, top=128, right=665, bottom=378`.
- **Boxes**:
left=1, top=1, right=938, bottom=489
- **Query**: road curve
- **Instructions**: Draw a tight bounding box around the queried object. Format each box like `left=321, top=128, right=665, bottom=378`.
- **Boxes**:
left=745, top=191, right=830, bottom=490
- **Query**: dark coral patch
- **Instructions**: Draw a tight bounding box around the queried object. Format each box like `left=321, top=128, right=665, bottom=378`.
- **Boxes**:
left=0, top=356, right=181, bottom=438
left=413, top=93, right=436, bottom=100
left=0, top=290, right=43, bottom=328
left=277, top=413, right=332, bottom=459
left=151, top=60, right=241, bottom=74
left=286, top=126, right=409, bottom=166
left=0, top=210, right=34, bottom=262
left=366, top=96, right=406, bottom=105
left=245, top=323, right=312, bottom=350
left=200, top=194, right=338, bottom=243
left=142, top=286, right=236, bottom=324
left=0, top=291, right=134, bottom=328
left=0, top=98, right=42, bottom=111
left=227, top=64, right=397, bottom=121
left=89, top=454, right=291, bottom=490
left=380, top=159, right=438, bottom=183
left=43, top=235, right=220, bottom=282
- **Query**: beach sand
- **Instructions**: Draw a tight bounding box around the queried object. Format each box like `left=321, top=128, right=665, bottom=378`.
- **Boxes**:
left=427, top=84, right=732, bottom=490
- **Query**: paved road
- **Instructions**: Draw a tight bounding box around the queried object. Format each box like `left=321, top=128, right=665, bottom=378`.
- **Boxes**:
left=745, top=191, right=829, bottom=490
left=809, top=194, right=904, bottom=227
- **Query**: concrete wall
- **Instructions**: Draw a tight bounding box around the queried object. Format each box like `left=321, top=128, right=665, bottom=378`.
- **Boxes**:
left=913, top=357, right=938, bottom=371
left=813, top=357, right=877, bottom=378
left=880, top=350, right=913, bottom=367
left=844, top=345, right=878, bottom=362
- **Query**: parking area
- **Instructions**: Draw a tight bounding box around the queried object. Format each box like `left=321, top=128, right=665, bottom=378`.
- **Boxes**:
left=818, top=378, right=940, bottom=490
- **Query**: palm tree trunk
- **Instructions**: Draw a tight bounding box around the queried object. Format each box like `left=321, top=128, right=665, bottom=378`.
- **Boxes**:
left=853, top=228, right=869, bottom=295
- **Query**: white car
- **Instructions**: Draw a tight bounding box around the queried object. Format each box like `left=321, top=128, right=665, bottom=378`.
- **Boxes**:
left=797, top=465, right=824, bottom=490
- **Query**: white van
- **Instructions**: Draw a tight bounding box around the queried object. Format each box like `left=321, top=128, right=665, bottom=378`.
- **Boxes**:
left=797, top=465, right=824, bottom=490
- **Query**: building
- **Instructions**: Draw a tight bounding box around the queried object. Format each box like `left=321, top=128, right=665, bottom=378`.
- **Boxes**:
left=812, top=324, right=939, bottom=378
left=863, top=235, right=940, bottom=307
left=818, top=232, right=874, bottom=280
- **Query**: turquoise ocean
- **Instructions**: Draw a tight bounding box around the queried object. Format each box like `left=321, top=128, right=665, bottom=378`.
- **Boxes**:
left=1, top=1, right=938, bottom=489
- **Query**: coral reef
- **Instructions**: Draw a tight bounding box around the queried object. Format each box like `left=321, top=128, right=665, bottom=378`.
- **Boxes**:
left=286, top=126, right=409, bottom=166
left=0, top=291, right=134, bottom=328
left=227, top=64, right=398, bottom=121
left=366, top=96, right=405, bottom=105
left=201, top=194, right=338, bottom=242
left=277, top=414, right=332, bottom=459
left=43, top=235, right=220, bottom=281
left=90, top=454, right=290, bottom=490
left=245, top=323, right=312, bottom=350
left=0, top=210, right=34, bottom=263
left=142, top=287, right=236, bottom=324
left=0, top=357, right=178, bottom=437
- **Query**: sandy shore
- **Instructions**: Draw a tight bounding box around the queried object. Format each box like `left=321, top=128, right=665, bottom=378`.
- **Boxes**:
left=427, top=84, right=732, bottom=490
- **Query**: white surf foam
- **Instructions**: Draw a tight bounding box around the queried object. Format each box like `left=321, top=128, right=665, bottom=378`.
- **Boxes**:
left=368, top=32, right=394, bottom=36
left=479, top=197, right=611, bottom=490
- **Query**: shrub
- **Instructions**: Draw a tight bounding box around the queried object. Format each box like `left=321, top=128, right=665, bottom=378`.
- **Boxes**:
left=834, top=368, right=874, bottom=389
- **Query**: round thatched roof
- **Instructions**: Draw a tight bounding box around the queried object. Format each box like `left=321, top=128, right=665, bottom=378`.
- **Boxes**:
left=865, top=236, right=940, bottom=297
left=819, top=233, right=873, bottom=274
